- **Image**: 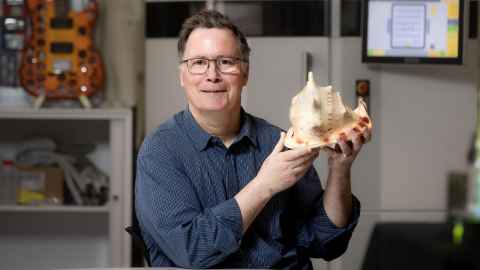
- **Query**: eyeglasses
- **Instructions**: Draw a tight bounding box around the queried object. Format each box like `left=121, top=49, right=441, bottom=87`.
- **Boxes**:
left=180, top=57, right=247, bottom=75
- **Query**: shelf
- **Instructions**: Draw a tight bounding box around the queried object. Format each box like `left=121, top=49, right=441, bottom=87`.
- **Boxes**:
left=0, top=205, right=110, bottom=213
left=0, top=107, right=131, bottom=120
left=0, top=107, right=133, bottom=266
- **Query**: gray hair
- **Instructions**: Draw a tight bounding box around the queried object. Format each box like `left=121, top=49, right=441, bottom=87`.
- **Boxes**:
left=177, top=9, right=251, bottom=63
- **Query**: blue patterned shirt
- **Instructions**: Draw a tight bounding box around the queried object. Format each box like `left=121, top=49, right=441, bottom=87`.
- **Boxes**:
left=135, top=108, right=360, bottom=269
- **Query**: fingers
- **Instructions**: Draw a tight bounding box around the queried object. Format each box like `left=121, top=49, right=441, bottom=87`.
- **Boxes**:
left=289, top=149, right=318, bottom=168
left=291, top=156, right=316, bottom=177
left=336, top=127, right=372, bottom=156
left=351, top=132, right=365, bottom=152
left=323, top=146, right=337, bottom=158
left=274, top=146, right=318, bottom=181
left=282, top=147, right=315, bottom=161
left=362, top=129, right=372, bottom=143
left=272, top=132, right=286, bottom=154
left=353, top=128, right=372, bottom=151
left=338, top=139, right=353, bottom=157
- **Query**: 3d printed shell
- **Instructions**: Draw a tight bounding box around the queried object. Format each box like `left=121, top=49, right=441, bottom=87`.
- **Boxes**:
left=284, top=72, right=372, bottom=149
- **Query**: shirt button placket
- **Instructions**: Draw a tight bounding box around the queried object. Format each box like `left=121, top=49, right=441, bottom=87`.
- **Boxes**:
left=225, top=151, right=236, bottom=198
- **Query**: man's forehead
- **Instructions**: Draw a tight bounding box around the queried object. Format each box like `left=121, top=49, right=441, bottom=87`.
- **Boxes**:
left=183, top=28, right=239, bottom=55
left=189, top=27, right=235, bottom=37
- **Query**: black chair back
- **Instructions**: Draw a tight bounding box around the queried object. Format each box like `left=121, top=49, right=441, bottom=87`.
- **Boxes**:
left=125, top=225, right=152, bottom=267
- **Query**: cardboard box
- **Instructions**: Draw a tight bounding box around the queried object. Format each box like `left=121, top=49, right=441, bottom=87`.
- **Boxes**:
left=15, top=165, right=64, bottom=205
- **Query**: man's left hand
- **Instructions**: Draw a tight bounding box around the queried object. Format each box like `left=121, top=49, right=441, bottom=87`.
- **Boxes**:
left=323, top=128, right=372, bottom=173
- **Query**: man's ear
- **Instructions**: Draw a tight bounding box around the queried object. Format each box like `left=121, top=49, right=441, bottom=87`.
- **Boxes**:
left=243, top=64, right=249, bottom=83
left=179, top=66, right=185, bottom=87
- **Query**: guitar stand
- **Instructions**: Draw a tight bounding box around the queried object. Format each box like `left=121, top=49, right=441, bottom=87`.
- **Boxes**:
left=78, top=95, right=92, bottom=109
left=33, top=94, right=92, bottom=109
left=33, top=93, right=46, bottom=109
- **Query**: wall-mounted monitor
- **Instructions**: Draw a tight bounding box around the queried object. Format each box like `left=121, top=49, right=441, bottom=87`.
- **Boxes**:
left=362, top=0, right=464, bottom=64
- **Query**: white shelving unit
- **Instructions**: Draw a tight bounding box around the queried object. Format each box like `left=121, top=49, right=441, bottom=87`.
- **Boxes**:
left=0, top=107, right=133, bottom=270
left=0, top=205, right=110, bottom=213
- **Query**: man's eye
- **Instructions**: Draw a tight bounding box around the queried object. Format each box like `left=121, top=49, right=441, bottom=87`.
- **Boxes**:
left=219, top=58, right=236, bottom=66
left=191, top=59, right=207, bottom=66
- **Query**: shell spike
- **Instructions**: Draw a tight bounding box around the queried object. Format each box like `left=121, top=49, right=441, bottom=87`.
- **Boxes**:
left=306, top=71, right=316, bottom=87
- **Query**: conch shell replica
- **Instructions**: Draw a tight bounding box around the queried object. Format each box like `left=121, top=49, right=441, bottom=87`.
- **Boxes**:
left=284, top=72, right=372, bottom=149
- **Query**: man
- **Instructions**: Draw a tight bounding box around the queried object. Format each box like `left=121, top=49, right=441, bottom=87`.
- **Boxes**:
left=136, top=9, right=370, bottom=269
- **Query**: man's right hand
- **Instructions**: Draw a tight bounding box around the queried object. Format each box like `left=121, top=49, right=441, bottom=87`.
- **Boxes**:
left=235, top=132, right=319, bottom=233
left=254, top=132, right=319, bottom=197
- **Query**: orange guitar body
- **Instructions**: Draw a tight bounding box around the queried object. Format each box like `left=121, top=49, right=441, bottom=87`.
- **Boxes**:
left=20, top=0, right=104, bottom=100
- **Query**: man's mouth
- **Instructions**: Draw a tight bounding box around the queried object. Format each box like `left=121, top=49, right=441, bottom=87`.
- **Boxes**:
left=201, top=89, right=227, bottom=93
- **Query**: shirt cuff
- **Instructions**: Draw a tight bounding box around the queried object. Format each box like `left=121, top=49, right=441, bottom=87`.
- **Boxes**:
left=312, top=194, right=361, bottom=243
left=210, top=198, right=244, bottom=251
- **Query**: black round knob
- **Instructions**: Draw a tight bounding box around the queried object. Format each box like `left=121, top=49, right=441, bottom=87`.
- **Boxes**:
left=79, top=50, right=87, bottom=58
left=78, top=27, right=87, bottom=35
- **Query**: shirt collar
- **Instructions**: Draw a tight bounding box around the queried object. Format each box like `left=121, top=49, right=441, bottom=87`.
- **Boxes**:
left=182, top=107, right=212, bottom=151
left=182, top=107, right=258, bottom=151
left=237, top=108, right=258, bottom=149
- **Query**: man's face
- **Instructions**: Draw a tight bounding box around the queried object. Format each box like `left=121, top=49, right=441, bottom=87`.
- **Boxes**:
left=179, top=28, right=248, bottom=115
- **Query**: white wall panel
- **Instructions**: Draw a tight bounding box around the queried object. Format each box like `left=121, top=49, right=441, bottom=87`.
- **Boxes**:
left=145, top=39, right=186, bottom=133
left=330, top=37, right=382, bottom=211
left=245, top=37, right=330, bottom=130
left=378, top=49, right=476, bottom=210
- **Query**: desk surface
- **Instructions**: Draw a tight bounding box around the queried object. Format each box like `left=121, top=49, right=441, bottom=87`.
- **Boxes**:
left=361, top=222, right=480, bottom=270
left=57, top=267, right=266, bottom=270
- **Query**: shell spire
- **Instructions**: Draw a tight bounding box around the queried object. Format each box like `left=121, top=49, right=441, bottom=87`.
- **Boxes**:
left=304, top=71, right=317, bottom=97
left=307, top=71, right=314, bottom=85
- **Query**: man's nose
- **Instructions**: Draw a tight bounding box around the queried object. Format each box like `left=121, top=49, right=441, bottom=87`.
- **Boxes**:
left=206, top=60, right=221, bottom=82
